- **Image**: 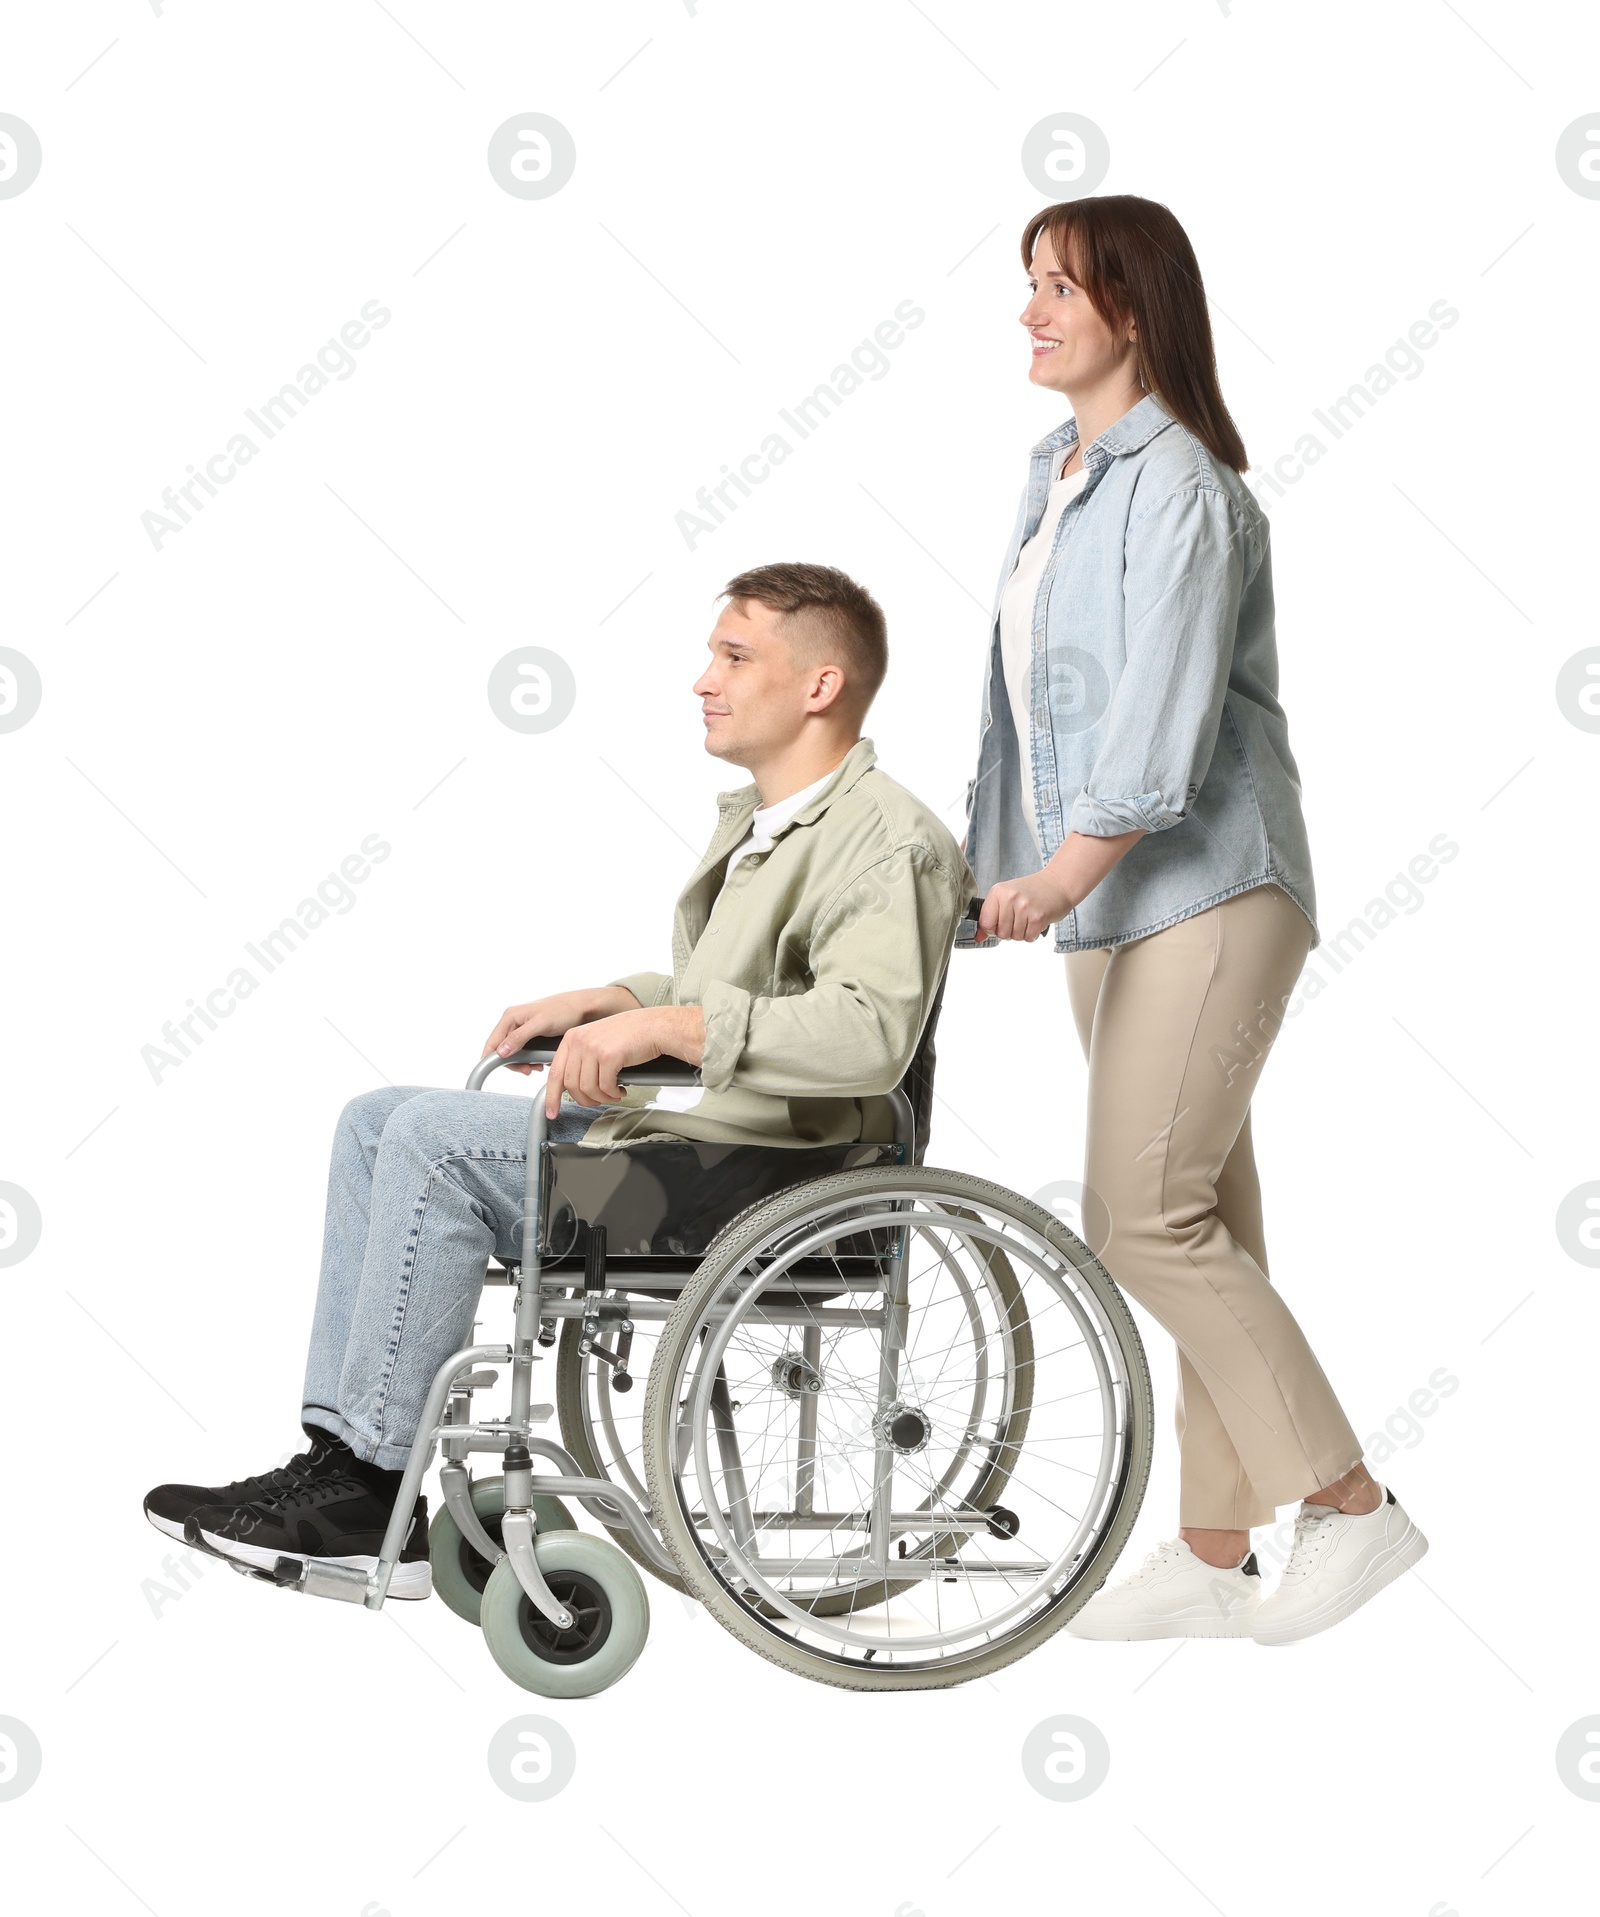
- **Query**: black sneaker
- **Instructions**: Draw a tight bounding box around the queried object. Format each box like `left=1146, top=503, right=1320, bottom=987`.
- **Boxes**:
left=143, top=1428, right=355, bottom=1543
left=184, top=1472, right=432, bottom=1599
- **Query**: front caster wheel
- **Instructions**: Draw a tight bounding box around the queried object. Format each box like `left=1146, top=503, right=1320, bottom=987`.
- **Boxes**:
left=429, top=1476, right=575, bottom=1625
left=479, top=1532, right=650, bottom=1698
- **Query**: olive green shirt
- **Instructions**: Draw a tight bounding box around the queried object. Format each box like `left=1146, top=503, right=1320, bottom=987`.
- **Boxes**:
left=583, top=737, right=974, bottom=1150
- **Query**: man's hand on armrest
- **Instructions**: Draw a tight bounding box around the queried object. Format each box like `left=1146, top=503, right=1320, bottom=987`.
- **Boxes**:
left=543, top=1005, right=705, bottom=1118
left=482, top=986, right=644, bottom=1077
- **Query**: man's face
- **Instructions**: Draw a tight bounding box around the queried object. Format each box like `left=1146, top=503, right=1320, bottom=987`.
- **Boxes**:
left=694, top=598, right=827, bottom=767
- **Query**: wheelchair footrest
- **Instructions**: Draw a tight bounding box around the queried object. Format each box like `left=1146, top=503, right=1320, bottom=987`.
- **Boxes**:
left=274, top=1555, right=373, bottom=1603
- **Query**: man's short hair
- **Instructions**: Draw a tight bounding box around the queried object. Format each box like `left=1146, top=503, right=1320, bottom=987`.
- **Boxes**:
left=721, top=562, right=889, bottom=713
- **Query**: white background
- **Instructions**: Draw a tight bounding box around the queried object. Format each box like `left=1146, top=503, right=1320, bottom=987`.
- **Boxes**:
left=2, top=3, right=1595, bottom=1913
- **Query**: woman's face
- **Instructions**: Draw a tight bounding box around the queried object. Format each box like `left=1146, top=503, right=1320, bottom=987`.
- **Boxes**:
left=1020, top=227, right=1133, bottom=396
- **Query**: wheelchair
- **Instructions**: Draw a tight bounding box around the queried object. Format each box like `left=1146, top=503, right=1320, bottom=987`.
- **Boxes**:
left=276, top=976, right=1154, bottom=1694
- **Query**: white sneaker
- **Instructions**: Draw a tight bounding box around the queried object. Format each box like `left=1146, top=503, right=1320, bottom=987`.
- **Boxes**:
left=1253, top=1485, right=1428, bottom=1645
left=1066, top=1538, right=1263, bottom=1640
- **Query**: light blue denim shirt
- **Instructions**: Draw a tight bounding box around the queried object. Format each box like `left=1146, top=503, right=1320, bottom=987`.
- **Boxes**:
left=958, top=392, right=1319, bottom=954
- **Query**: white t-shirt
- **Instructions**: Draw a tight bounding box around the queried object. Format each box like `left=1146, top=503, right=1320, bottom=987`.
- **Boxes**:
left=723, top=766, right=840, bottom=880
left=998, top=457, right=1089, bottom=856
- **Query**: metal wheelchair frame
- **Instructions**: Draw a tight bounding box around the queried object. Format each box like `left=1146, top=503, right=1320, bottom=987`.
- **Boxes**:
left=280, top=1043, right=920, bottom=1639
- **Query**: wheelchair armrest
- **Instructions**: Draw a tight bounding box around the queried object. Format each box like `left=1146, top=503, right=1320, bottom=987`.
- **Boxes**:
left=613, top=1052, right=702, bottom=1086
left=467, top=1039, right=702, bottom=1093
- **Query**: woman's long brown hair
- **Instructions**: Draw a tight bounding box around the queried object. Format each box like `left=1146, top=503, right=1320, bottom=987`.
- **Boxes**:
left=1021, top=196, right=1248, bottom=472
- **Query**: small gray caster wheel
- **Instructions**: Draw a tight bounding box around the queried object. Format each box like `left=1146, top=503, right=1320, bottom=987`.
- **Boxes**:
left=479, top=1532, right=649, bottom=1698
left=429, top=1475, right=575, bottom=1625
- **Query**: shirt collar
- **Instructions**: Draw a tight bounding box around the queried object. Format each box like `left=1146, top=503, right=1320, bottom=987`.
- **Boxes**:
left=715, top=735, right=878, bottom=837
left=751, top=766, right=837, bottom=834
left=1031, top=391, right=1176, bottom=465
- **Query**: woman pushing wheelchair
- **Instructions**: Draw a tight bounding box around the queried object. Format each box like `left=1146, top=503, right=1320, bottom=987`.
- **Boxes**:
left=958, top=192, right=1426, bottom=1644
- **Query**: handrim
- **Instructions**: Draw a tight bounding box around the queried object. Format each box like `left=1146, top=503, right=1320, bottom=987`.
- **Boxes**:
left=642, top=1166, right=1153, bottom=1691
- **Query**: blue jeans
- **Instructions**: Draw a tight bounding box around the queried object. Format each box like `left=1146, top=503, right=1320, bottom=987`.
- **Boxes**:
left=301, top=1086, right=603, bottom=1470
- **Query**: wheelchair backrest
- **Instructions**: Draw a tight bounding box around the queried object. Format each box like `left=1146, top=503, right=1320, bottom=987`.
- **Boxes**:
left=897, top=962, right=947, bottom=1171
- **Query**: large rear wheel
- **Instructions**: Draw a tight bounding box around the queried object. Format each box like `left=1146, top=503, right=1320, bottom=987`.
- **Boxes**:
left=642, top=1168, right=1152, bottom=1691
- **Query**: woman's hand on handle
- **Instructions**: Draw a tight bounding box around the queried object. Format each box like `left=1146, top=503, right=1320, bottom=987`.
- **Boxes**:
left=481, top=985, right=642, bottom=1075
left=976, top=828, right=1147, bottom=942
left=977, top=871, right=1076, bottom=943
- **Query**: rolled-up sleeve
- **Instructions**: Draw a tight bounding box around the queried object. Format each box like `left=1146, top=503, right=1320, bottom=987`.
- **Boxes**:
left=1068, top=485, right=1252, bottom=837
left=608, top=970, right=674, bottom=1009
left=698, top=845, right=965, bottom=1098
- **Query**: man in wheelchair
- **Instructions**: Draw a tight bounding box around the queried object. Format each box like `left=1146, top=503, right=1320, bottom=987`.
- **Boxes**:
left=144, top=562, right=974, bottom=1598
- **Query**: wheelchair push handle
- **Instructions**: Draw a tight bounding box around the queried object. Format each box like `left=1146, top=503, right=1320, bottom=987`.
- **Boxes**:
left=466, top=1036, right=703, bottom=1094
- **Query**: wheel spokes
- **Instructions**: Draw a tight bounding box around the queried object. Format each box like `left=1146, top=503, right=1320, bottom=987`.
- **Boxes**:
left=664, top=1191, right=1138, bottom=1661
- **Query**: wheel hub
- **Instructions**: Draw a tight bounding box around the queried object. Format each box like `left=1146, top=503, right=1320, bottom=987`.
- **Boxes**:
left=875, top=1399, right=931, bottom=1455
left=771, top=1350, right=825, bottom=1399
left=517, top=1569, right=613, bottom=1664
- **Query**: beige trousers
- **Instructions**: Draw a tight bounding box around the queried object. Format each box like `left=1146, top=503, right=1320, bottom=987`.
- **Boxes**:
left=1064, top=883, right=1362, bottom=1529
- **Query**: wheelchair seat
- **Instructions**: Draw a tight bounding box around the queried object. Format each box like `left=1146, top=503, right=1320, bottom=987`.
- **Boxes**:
left=540, top=1135, right=900, bottom=1261
left=537, top=967, right=948, bottom=1265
